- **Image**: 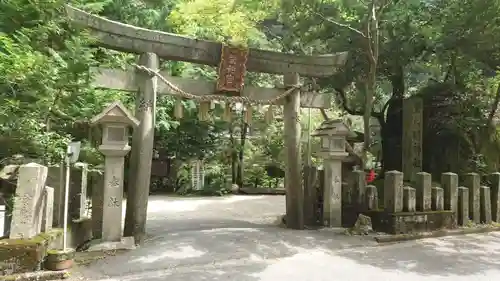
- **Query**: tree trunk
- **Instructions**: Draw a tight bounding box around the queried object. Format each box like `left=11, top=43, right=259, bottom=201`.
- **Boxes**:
left=381, top=66, right=404, bottom=172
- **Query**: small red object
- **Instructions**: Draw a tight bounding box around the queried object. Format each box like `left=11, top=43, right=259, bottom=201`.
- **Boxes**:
left=366, top=169, right=376, bottom=183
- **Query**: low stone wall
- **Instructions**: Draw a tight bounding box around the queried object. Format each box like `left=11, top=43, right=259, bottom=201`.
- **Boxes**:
left=0, top=229, right=63, bottom=275
left=343, top=170, right=500, bottom=234
left=365, top=210, right=455, bottom=234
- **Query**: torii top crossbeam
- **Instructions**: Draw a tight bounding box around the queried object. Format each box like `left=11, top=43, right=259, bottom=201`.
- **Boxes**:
left=65, top=5, right=347, bottom=77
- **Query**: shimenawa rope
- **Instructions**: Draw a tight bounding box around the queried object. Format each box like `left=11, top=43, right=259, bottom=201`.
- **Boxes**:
left=133, top=64, right=300, bottom=105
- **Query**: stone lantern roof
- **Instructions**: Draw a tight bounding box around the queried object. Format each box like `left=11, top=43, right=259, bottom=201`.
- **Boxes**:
left=90, top=101, right=139, bottom=127
left=312, top=119, right=355, bottom=138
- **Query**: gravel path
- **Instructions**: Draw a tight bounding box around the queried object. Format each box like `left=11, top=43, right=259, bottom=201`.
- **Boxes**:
left=71, top=195, right=500, bottom=281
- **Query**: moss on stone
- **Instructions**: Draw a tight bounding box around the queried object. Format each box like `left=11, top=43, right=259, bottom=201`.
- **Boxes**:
left=0, top=229, right=63, bottom=275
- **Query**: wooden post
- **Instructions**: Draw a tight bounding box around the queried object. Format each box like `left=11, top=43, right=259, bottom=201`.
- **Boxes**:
left=283, top=72, right=304, bottom=229
left=124, top=53, right=158, bottom=244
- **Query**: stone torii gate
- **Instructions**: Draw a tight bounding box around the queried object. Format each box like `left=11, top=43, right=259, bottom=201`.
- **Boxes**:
left=65, top=6, right=347, bottom=243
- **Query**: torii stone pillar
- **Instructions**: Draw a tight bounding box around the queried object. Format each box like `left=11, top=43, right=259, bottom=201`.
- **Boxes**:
left=312, top=120, right=353, bottom=227
left=91, top=101, right=139, bottom=242
left=284, top=72, right=304, bottom=229
left=124, top=53, right=158, bottom=244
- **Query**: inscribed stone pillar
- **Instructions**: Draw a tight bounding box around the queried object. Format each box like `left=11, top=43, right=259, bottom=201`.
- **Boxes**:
left=457, top=187, right=469, bottom=226
left=41, top=187, right=54, bottom=232
left=124, top=53, right=158, bottom=243
left=365, top=185, right=378, bottom=210
left=283, top=72, right=304, bottom=229
left=480, top=186, right=492, bottom=224
left=102, top=154, right=128, bottom=242
left=415, top=172, right=432, bottom=211
left=402, top=97, right=423, bottom=182
left=322, top=159, right=342, bottom=227
left=441, top=172, right=458, bottom=221
left=464, top=173, right=481, bottom=224
left=489, top=173, right=500, bottom=222
left=431, top=187, right=444, bottom=211
left=403, top=186, right=416, bottom=212
left=9, top=163, right=48, bottom=239
left=384, top=171, right=403, bottom=213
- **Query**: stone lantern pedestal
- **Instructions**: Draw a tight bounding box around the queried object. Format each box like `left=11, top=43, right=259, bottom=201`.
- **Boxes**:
left=87, top=101, right=139, bottom=251
left=312, top=119, right=354, bottom=227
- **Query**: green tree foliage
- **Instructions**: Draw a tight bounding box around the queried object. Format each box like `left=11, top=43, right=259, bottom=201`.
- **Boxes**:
left=3, top=0, right=500, bottom=190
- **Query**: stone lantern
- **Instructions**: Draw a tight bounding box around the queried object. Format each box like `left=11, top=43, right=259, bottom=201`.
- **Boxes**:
left=90, top=101, right=139, bottom=243
left=312, top=119, right=354, bottom=227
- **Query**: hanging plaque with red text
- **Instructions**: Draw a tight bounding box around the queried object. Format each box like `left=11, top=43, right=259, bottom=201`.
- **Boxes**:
left=216, top=45, right=249, bottom=95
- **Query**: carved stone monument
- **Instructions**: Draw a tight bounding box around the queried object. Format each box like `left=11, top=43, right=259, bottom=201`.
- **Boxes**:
left=90, top=101, right=139, bottom=243
left=312, top=120, right=353, bottom=227
left=9, top=163, right=48, bottom=239
left=402, top=97, right=423, bottom=182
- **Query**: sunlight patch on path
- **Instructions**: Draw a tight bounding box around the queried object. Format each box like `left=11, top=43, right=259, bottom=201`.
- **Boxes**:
left=251, top=249, right=499, bottom=281
left=130, top=245, right=207, bottom=264
left=200, top=228, right=260, bottom=233
left=146, top=195, right=266, bottom=213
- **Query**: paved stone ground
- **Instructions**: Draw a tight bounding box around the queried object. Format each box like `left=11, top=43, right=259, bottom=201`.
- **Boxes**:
left=72, top=195, right=500, bottom=281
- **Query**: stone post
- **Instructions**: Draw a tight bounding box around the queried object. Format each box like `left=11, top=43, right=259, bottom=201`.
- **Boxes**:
left=9, top=163, right=48, bottom=239
left=91, top=101, right=139, bottom=242
left=403, top=186, right=416, bottom=212
left=431, top=186, right=444, bottom=211
left=489, top=173, right=500, bottom=222
left=312, top=120, right=353, bottom=227
left=464, top=173, right=481, bottom=224
left=283, top=72, right=304, bottom=229
left=70, top=163, right=88, bottom=219
left=353, top=170, right=366, bottom=207
left=384, top=171, right=403, bottom=213
left=124, top=53, right=158, bottom=243
left=41, top=187, right=54, bottom=232
left=441, top=172, right=458, bottom=222
left=47, top=165, right=66, bottom=227
left=415, top=172, right=432, bottom=211
left=365, top=185, right=378, bottom=210
left=480, top=186, right=492, bottom=224
left=457, top=187, right=469, bottom=226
